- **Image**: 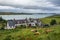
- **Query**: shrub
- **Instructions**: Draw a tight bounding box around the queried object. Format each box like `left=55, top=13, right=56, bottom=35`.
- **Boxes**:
left=50, top=19, right=57, bottom=25
left=0, top=17, right=7, bottom=30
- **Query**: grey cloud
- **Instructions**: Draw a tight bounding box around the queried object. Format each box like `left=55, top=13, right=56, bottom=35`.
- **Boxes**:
left=0, top=9, right=16, bottom=12
left=0, top=4, right=58, bottom=11
left=0, top=0, right=60, bottom=13
left=49, top=0, right=60, bottom=6
left=0, top=0, right=59, bottom=11
left=0, top=4, right=23, bottom=8
left=23, top=6, right=59, bottom=11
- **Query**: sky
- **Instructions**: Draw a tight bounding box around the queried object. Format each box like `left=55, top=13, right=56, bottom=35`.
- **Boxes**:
left=0, top=0, right=60, bottom=13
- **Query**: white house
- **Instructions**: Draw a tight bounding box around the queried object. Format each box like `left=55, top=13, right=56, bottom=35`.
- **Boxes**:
left=5, top=18, right=42, bottom=29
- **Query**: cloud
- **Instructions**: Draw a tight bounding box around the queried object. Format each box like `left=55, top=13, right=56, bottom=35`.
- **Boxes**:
left=49, top=0, right=60, bottom=6
left=23, top=6, right=59, bottom=11
left=0, top=6, right=15, bottom=9
left=0, top=0, right=60, bottom=13
left=0, top=0, right=53, bottom=7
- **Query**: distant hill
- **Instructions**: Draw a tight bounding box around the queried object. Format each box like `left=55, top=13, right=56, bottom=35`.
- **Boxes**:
left=0, top=12, right=57, bottom=15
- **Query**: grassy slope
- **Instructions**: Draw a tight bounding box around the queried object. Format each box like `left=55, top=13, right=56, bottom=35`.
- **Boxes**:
left=40, top=15, right=60, bottom=24
left=0, top=15, right=60, bottom=40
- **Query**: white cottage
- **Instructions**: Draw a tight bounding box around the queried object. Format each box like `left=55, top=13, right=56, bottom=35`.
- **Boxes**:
left=5, top=18, right=42, bottom=29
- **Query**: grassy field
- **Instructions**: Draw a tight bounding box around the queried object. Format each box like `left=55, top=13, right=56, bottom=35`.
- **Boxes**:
left=0, top=15, right=60, bottom=40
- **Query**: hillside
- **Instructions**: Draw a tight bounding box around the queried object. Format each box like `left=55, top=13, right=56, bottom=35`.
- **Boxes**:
left=40, top=15, right=60, bottom=24
left=0, top=15, right=60, bottom=40
left=0, top=12, right=56, bottom=15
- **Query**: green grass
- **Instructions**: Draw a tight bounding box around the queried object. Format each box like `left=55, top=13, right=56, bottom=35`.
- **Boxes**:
left=0, top=25, right=60, bottom=40
left=0, top=15, right=60, bottom=40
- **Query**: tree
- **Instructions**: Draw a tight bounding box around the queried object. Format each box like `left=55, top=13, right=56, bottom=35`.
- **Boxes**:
left=50, top=19, right=57, bottom=25
left=0, top=17, right=7, bottom=29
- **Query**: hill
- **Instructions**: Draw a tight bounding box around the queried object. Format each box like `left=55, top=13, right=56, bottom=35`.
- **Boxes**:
left=0, top=15, right=60, bottom=40
left=40, top=15, right=60, bottom=24
left=0, top=12, right=56, bottom=15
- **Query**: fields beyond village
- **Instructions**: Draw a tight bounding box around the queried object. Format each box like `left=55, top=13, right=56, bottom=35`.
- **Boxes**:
left=0, top=15, right=60, bottom=40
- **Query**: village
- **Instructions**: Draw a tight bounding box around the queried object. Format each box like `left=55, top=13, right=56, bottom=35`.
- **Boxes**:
left=5, top=18, right=42, bottom=29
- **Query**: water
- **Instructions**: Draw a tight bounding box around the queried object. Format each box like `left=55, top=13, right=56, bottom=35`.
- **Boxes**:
left=0, top=14, right=53, bottom=20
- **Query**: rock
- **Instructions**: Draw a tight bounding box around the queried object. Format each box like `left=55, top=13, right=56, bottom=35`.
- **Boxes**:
left=31, top=29, right=37, bottom=32
left=34, top=32, right=40, bottom=35
left=45, top=29, right=52, bottom=34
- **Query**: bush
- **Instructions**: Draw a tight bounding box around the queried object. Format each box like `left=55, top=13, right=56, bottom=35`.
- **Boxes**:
left=50, top=19, right=57, bottom=25
left=0, top=17, right=7, bottom=30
